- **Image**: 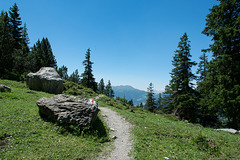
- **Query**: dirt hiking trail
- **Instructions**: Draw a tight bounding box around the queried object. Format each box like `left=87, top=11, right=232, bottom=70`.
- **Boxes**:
left=98, top=107, right=133, bottom=160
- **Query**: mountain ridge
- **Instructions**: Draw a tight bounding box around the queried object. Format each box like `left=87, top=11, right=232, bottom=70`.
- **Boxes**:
left=113, top=85, right=161, bottom=106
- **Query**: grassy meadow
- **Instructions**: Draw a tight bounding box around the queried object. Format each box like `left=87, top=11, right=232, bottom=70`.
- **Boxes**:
left=0, top=79, right=110, bottom=159
left=1, top=79, right=240, bottom=159
left=96, top=96, right=240, bottom=160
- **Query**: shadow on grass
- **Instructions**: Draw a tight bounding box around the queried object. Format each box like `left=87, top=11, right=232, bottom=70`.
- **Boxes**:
left=41, top=114, right=109, bottom=142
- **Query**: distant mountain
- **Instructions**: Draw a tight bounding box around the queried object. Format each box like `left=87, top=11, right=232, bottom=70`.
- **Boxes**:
left=112, top=85, right=148, bottom=106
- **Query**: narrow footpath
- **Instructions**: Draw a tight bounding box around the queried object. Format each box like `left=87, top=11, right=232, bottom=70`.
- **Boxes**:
left=98, top=107, right=133, bottom=160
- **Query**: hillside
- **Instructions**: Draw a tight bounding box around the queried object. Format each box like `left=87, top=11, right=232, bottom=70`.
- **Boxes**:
left=96, top=96, right=240, bottom=159
left=112, top=85, right=148, bottom=105
left=0, top=79, right=110, bottom=159
left=1, top=79, right=240, bottom=159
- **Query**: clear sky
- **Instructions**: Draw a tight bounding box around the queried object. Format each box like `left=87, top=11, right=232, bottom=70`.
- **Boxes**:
left=1, top=0, right=219, bottom=91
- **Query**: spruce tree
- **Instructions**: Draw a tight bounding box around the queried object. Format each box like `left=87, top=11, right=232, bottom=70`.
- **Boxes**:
left=196, top=49, right=208, bottom=83
left=156, top=93, right=163, bottom=110
left=28, top=38, right=57, bottom=72
left=0, top=11, right=14, bottom=75
left=69, top=69, right=80, bottom=83
left=81, top=48, right=97, bottom=92
left=105, top=80, right=114, bottom=98
left=9, top=3, right=22, bottom=50
left=169, top=33, right=197, bottom=122
left=57, top=65, right=69, bottom=80
left=201, top=0, right=240, bottom=129
left=145, top=82, right=155, bottom=112
left=98, top=78, right=105, bottom=94
left=128, top=99, right=134, bottom=106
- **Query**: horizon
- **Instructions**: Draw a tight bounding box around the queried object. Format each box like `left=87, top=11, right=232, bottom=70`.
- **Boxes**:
left=1, top=0, right=219, bottom=91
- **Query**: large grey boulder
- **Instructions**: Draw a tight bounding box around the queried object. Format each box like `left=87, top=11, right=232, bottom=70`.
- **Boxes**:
left=37, top=94, right=99, bottom=127
left=26, top=67, right=63, bottom=94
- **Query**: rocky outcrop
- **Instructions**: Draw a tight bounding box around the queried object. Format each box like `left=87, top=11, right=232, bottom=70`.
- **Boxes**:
left=0, top=84, right=11, bottom=92
left=37, top=94, right=99, bottom=127
left=26, top=67, right=63, bottom=94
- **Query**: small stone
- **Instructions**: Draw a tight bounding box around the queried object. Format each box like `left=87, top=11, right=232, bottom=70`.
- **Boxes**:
left=0, top=84, right=11, bottom=92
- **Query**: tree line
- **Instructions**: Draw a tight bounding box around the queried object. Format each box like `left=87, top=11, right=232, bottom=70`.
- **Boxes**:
left=0, top=3, right=115, bottom=98
left=0, top=3, right=57, bottom=80
left=145, top=0, right=240, bottom=130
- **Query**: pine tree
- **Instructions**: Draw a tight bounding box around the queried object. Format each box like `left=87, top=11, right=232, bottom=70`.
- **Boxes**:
left=9, top=3, right=22, bottom=50
left=105, top=80, right=114, bottom=98
left=28, top=38, right=57, bottom=72
left=161, top=85, right=174, bottom=114
left=57, top=65, right=69, bottom=80
left=69, top=69, right=80, bottom=83
left=145, top=82, right=155, bottom=112
left=169, top=33, right=197, bottom=122
left=13, top=23, right=30, bottom=73
left=0, top=11, right=14, bottom=75
left=196, top=49, right=208, bottom=83
left=128, top=99, right=134, bottom=106
left=41, top=38, right=57, bottom=68
left=156, top=93, right=163, bottom=110
left=201, top=0, right=240, bottom=129
left=81, top=48, right=97, bottom=92
left=98, top=78, right=105, bottom=94
left=139, top=102, right=144, bottom=109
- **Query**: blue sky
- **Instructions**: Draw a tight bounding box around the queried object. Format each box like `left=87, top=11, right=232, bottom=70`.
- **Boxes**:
left=1, top=0, right=219, bottom=91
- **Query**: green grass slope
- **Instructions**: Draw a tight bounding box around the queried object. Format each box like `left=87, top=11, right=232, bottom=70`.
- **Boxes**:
left=96, top=96, right=240, bottom=160
left=1, top=79, right=240, bottom=160
left=0, top=79, right=109, bottom=159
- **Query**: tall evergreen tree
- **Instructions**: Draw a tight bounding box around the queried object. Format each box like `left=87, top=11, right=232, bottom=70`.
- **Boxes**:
left=0, top=11, right=14, bottom=75
left=145, top=82, right=156, bottom=112
left=98, top=78, right=105, bottom=94
left=196, top=49, right=208, bottom=83
left=105, top=80, right=114, bottom=98
left=9, top=3, right=22, bottom=50
left=13, top=23, right=30, bottom=73
left=196, top=50, right=218, bottom=127
left=156, top=93, right=163, bottom=110
left=28, top=38, right=57, bottom=72
left=41, top=37, right=57, bottom=68
left=201, top=0, right=240, bottom=129
left=81, top=48, right=97, bottom=92
left=169, top=33, right=197, bottom=122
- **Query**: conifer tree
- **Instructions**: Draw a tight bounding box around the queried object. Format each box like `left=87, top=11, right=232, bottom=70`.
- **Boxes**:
left=201, top=0, right=240, bottom=129
left=196, top=49, right=208, bottom=83
left=105, top=80, right=114, bottom=98
left=128, top=99, right=134, bottom=106
left=57, top=65, right=69, bottom=80
left=28, top=38, right=57, bottom=72
left=41, top=38, right=57, bottom=68
left=156, top=93, right=163, bottom=110
left=145, top=82, right=155, bottom=112
left=169, top=33, right=197, bottom=122
left=69, top=69, right=80, bottom=83
left=0, top=11, right=14, bottom=75
left=98, top=78, right=105, bottom=94
left=81, top=48, right=97, bottom=92
left=9, top=3, right=22, bottom=50
left=139, top=102, right=144, bottom=109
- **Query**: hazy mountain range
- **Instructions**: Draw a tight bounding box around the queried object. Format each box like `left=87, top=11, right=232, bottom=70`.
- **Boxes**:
left=112, top=85, right=161, bottom=106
